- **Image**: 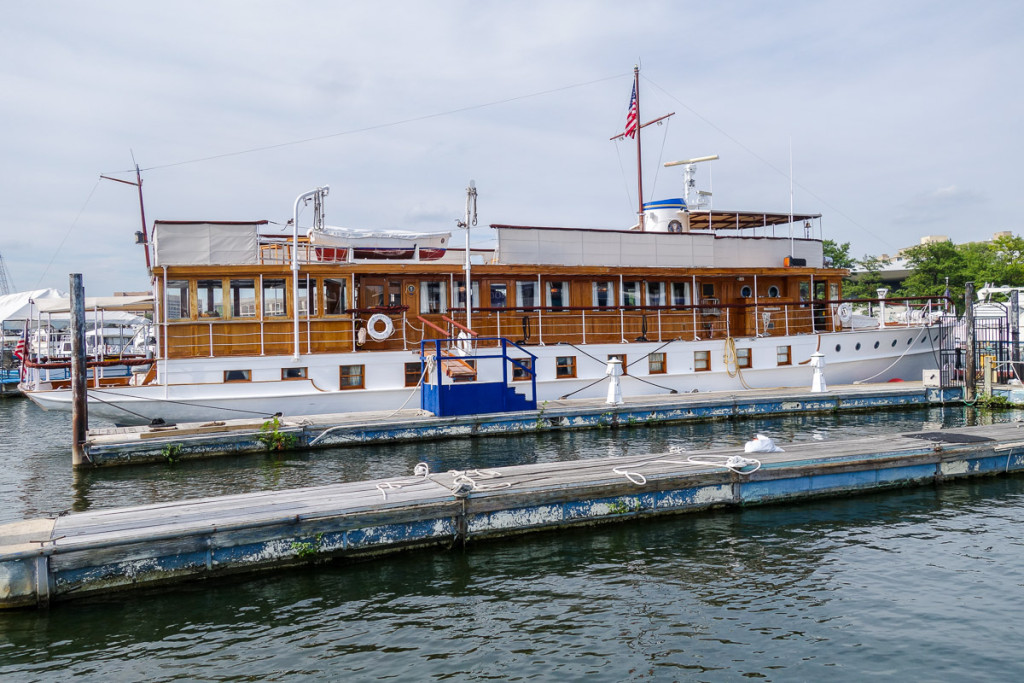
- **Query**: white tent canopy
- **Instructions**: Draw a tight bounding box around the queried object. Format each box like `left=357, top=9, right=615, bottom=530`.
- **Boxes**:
left=0, top=288, right=66, bottom=322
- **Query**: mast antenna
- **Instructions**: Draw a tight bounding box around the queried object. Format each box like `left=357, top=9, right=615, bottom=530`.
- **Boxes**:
left=100, top=157, right=150, bottom=270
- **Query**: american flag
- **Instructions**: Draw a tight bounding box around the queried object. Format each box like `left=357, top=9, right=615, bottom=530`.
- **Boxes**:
left=13, top=328, right=27, bottom=361
left=624, top=83, right=639, bottom=139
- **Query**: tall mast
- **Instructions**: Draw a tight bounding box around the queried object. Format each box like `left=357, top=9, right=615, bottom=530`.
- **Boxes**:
left=100, top=163, right=151, bottom=270
left=633, top=66, right=644, bottom=228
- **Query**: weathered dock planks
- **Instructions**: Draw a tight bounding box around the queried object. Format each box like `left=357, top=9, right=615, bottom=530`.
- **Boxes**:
left=2, top=420, right=1023, bottom=609
left=81, top=382, right=961, bottom=467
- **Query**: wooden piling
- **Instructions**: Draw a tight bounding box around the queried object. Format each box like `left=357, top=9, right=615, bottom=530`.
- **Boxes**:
left=965, top=281, right=976, bottom=402
left=70, top=274, right=87, bottom=467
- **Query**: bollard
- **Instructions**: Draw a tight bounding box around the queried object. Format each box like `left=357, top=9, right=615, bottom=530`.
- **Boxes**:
left=605, top=358, right=623, bottom=405
left=810, top=351, right=827, bottom=393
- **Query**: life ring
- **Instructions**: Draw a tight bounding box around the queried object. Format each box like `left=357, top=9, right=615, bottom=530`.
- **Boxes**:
left=366, top=314, right=394, bottom=341
left=835, top=302, right=853, bottom=325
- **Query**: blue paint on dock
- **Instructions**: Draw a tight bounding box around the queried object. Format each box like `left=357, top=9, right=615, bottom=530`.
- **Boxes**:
left=5, top=420, right=1024, bottom=609
left=83, top=383, right=965, bottom=467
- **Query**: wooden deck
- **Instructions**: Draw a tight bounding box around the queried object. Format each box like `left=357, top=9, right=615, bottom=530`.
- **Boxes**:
left=2, top=419, right=1022, bottom=608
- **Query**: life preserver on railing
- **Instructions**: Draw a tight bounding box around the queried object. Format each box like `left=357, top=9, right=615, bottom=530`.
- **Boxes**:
left=835, top=302, right=853, bottom=326
left=366, top=313, right=394, bottom=341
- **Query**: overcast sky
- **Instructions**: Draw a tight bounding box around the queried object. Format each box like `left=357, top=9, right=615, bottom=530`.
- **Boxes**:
left=1, top=1, right=1022, bottom=296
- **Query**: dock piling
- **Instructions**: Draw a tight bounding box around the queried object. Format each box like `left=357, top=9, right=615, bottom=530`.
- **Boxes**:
left=70, top=274, right=88, bottom=467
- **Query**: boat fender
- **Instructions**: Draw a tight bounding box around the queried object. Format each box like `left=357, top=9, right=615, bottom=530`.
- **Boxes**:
left=367, top=313, right=394, bottom=341
left=835, top=302, right=853, bottom=326
left=357, top=326, right=368, bottom=346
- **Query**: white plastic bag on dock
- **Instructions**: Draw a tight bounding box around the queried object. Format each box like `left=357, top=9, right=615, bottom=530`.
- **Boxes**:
left=744, top=434, right=784, bottom=453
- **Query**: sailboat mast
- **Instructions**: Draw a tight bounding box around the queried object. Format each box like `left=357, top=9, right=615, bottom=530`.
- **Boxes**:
left=633, top=66, right=644, bottom=229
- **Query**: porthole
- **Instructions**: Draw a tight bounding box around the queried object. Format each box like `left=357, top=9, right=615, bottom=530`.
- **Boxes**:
left=907, top=337, right=913, bottom=345
left=768, top=285, right=780, bottom=298
left=835, top=344, right=841, bottom=352
left=891, top=339, right=897, bottom=347
left=740, top=285, right=752, bottom=298
left=855, top=343, right=861, bottom=351
left=874, top=341, right=880, bottom=349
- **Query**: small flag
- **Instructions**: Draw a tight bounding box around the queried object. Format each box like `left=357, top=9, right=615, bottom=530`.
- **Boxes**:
left=624, top=83, right=639, bottom=139
left=13, top=328, right=27, bottom=361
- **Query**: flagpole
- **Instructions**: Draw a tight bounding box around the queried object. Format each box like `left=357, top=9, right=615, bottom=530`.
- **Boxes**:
left=633, top=66, right=644, bottom=230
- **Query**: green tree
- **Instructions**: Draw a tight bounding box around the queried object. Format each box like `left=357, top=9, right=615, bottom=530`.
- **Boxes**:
left=823, top=239, right=855, bottom=270
left=897, top=240, right=965, bottom=302
left=989, top=234, right=1024, bottom=285
left=843, top=255, right=884, bottom=300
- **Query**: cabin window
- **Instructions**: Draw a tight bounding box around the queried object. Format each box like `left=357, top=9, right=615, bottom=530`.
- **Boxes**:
left=364, top=283, right=386, bottom=308
left=197, top=279, right=224, bottom=318
left=454, top=281, right=479, bottom=310
left=608, top=353, right=627, bottom=375
left=621, top=281, right=641, bottom=307
left=323, top=278, right=347, bottom=315
left=671, top=282, right=691, bottom=306
left=546, top=281, right=570, bottom=310
left=340, top=364, right=365, bottom=389
left=649, top=352, right=666, bottom=374
left=799, top=281, right=810, bottom=307
left=736, top=348, right=752, bottom=369
left=767, top=285, right=780, bottom=298
left=777, top=345, right=792, bottom=366
left=230, top=279, right=257, bottom=318
left=297, top=278, right=318, bottom=316
left=592, top=281, right=615, bottom=308
left=646, top=282, right=666, bottom=307
left=701, top=283, right=715, bottom=298
left=740, top=285, right=753, bottom=298
left=420, top=281, right=447, bottom=314
left=694, top=350, right=710, bottom=372
left=282, top=367, right=307, bottom=380
left=512, top=357, right=533, bottom=381
left=516, top=281, right=538, bottom=308
left=489, top=283, right=508, bottom=308
left=224, top=369, right=251, bottom=382
left=555, top=355, right=576, bottom=378
left=405, top=361, right=422, bottom=387
left=167, top=280, right=191, bottom=320
left=388, top=281, right=403, bottom=307
left=830, top=282, right=839, bottom=301
left=263, top=278, right=287, bottom=317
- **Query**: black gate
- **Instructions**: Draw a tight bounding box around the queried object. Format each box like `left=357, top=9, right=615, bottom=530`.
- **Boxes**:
left=938, top=307, right=1017, bottom=388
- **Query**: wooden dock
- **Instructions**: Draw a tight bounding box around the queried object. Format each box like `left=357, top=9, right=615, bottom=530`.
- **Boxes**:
left=2, top=419, right=1022, bottom=609
left=82, top=382, right=961, bottom=467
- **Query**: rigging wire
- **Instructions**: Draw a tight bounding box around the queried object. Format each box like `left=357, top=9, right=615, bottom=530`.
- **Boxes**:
left=102, top=73, right=631, bottom=176
left=35, top=178, right=101, bottom=289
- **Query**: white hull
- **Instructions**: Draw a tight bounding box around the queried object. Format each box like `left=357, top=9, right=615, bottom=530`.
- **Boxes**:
left=24, top=325, right=942, bottom=426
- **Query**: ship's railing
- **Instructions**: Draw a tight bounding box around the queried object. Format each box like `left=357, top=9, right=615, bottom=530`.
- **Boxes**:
left=157, top=296, right=952, bottom=358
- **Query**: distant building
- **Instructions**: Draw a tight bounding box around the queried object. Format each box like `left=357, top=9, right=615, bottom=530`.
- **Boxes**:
left=851, top=232, right=1015, bottom=286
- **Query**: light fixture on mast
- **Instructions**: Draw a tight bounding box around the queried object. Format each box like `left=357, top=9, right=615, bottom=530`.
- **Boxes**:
left=663, top=155, right=718, bottom=208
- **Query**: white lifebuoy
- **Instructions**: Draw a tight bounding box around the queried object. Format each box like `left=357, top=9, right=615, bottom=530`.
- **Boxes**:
left=366, top=313, right=394, bottom=341
left=835, top=302, right=853, bottom=325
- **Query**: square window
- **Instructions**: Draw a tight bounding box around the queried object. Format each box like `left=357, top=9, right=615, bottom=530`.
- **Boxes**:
left=671, top=282, right=691, bottom=306
left=608, top=354, right=627, bottom=376
left=555, top=356, right=577, bottom=378
left=230, top=279, right=257, bottom=318
left=592, top=281, right=615, bottom=307
left=736, top=348, right=752, bottom=369
left=420, top=281, right=447, bottom=314
left=405, top=361, right=422, bottom=387
left=512, top=357, right=533, bottom=381
left=323, top=278, right=347, bottom=315
left=777, top=345, right=792, bottom=366
left=649, top=352, right=666, bottom=374
left=516, top=281, right=538, bottom=308
left=340, top=364, right=365, bottom=389
left=263, top=278, right=287, bottom=317
left=701, top=283, right=715, bottom=298
left=621, top=281, right=641, bottom=307
left=224, top=369, right=251, bottom=382
left=197, top=279, right=224, bottom=318
left=298, top=277, right=318, bottom=316
left=546, top=281, right=570, bottom=310
left=167, top=280, right=191, bottom=320
left=282, top=367, right=307, bottom=380
left=694, top=350, right=710, bottom=372
left=489, top=282, right=508, bottom=308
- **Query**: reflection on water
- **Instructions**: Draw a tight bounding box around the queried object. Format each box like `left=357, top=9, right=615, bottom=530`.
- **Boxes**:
left=1, top=399, right=1024, bottom=680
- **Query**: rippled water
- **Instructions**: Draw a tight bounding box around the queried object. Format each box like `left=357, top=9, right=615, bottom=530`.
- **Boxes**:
left=1, top=398, right=1023, bottom=680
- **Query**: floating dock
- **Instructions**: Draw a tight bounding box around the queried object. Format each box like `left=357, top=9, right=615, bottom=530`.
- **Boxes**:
left=82, top=382, right=962, bottom=467
left=2, top=419, right=1022, bottom=609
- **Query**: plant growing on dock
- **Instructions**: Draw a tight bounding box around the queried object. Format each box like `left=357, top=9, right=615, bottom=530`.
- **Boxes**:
left=535, top=401, right=549, bottom=431
left=607, top=498, right=639, bottom=515
left=161, top=443, right=183, bottom=464
left=292, top=532, right=324, bottom=559
left=975, top=394, right=1010, bottom=411
left=257, top=416, right=296, bottom=451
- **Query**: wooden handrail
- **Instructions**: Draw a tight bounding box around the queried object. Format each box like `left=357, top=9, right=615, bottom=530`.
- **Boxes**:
left=417, top=316, right=449, bottom=338
left=441, top=315, right=478, bottom=336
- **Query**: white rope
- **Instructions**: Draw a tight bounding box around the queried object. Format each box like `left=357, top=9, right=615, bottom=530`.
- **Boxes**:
left=376, top=481, right=401, bottom=500
left=447, top=468, right=511, bottom=494
left=853, top=326, right=930, bottom=384
left=613, top=452, right=762, bottom=485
